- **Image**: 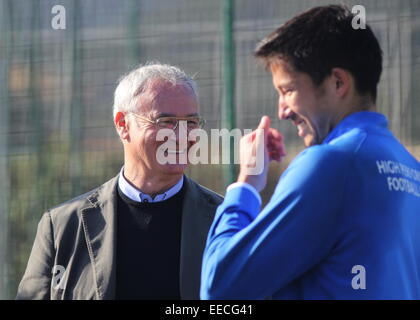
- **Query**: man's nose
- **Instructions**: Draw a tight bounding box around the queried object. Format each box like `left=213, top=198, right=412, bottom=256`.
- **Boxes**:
left=277, top=95, right=289, bottom=120
left=175, top=120, right=188, bottom=143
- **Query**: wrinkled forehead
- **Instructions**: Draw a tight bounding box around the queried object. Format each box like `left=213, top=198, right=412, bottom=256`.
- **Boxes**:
left=150, top=80, right=196, bottom=100
left=136, top=79, right=198, bottom=116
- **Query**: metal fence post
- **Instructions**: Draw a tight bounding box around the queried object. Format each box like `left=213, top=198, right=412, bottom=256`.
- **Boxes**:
left=222, top=0, right=237, bottom=187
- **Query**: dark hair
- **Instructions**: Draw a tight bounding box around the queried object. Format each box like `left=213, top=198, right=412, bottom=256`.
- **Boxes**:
left=255, top=5, right=383, bottom=101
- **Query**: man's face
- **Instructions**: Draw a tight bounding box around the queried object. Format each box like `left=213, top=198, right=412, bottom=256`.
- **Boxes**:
left=127, top=82, right=199, bottom=177
left=270, top=60, right=334, bottom=147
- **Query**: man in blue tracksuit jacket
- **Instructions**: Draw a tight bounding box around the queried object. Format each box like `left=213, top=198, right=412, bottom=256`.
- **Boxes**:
left=200, top=5, right=420, bottom=299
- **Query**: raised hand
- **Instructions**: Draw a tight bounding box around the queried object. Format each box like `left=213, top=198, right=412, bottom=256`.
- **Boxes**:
left=237, top=116, right=286, bottom=192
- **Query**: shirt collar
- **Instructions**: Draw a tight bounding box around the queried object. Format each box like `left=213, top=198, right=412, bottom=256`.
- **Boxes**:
left=323, top=111, right=388, bottom=144
left=118, top=167, right=184, bottom=203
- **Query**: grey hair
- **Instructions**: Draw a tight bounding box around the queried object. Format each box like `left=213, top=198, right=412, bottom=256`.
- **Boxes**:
left=113, top=62, right=198, bottom=118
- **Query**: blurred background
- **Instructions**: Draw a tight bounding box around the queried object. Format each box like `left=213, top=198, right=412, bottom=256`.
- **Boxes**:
left=0, top=0, right=419, bottom=299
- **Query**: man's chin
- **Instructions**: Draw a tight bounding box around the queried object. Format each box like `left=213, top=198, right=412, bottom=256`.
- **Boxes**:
left=160, top=163, right=188, bottom=174
left=303, top=135, right=317, bottom=147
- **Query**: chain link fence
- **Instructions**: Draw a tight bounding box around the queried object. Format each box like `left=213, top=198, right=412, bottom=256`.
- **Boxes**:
left=0, top=0, right=419, bottom=298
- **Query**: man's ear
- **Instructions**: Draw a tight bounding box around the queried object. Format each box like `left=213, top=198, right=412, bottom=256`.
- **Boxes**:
left=114, top=111, right=130, bottom=142
left=330, top=68, right=352, bottom=98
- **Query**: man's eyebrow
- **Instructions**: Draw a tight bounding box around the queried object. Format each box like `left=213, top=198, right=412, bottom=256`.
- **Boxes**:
left=277, top=80, right=295, bottom=87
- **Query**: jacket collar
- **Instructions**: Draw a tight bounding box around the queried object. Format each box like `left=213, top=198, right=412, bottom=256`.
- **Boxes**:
left=323, top=111, right=388, bottom=144
left=179, top=177, right=215, bottom=299
left=80, top=175, right=119, bottom=300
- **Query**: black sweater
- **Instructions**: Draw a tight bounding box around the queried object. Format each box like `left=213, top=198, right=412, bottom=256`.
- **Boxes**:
left=115, top=184, right=185, bottom=300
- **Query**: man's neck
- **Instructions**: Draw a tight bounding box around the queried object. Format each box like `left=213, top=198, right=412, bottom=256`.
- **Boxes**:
left=123, top=165, right=183, bottom=198
left=334, top=96, right=377, bottom=128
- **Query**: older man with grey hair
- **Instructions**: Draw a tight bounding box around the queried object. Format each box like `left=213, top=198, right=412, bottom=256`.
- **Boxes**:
left=16, top=63, right=223, bottom=300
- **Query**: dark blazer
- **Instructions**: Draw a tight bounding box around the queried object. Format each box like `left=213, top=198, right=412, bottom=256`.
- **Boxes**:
left=16, top=174, right=223, bottom=300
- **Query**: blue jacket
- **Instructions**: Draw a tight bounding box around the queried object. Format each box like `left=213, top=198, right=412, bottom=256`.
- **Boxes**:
left=201, top=111, right=420, bottom=299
